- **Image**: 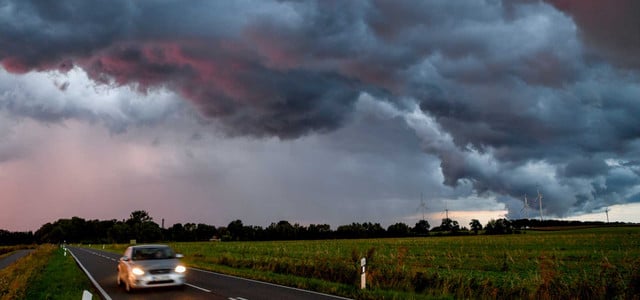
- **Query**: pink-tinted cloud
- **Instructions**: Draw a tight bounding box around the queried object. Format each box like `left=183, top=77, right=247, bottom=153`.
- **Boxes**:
left=2, top=0, right=640, bottom=221
left=72, top=38, right=360, bottom=138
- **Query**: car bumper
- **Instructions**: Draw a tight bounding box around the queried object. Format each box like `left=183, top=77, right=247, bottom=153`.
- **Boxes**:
left=130, top=273, right=186, bottom=288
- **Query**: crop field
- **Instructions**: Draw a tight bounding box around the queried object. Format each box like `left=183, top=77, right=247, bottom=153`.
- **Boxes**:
left=95, top=226, right=640, bottom=299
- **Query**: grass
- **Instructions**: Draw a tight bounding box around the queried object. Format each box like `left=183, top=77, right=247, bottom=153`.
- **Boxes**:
left=88, top=226, right=640, bottom=299
left=25, top=246, right=97, bottom=300
left=0, top=245, right=54, bottom=300
left=0, top=245, right=95, bottom=300
left=0, top=245, right=36, bottom=258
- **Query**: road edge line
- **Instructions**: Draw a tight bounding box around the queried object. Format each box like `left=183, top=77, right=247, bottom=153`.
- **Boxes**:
left=190, top=267, right=352, bottom=300
left=66, top=247, right=113, bottom=300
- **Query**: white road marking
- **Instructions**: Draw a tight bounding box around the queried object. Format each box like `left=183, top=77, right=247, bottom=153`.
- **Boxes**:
left=229, top=297, right=249, bottom=300
left=191, top=268, right=352, bottom=300
left=186, top=283, right=212, bottom=293
left=66, top=248, right=113, bottom=300
left=79, top=248, right=118, bottom=262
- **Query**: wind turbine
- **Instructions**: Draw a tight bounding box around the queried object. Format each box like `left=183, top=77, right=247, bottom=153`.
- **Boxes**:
left=537, top=187, right=544, bottom=221
left=604, top=207, right=610, bottom=223
left=417, top=193, right=428, bottom=222
left=521, top=194, right=529, bottom=219
left=502, top=204, right=510, bottom=220
left=443, top=199, right=450, bottom=220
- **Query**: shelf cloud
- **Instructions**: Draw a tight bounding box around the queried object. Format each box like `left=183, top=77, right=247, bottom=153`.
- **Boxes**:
left=1, top=0, right=640, bottom=229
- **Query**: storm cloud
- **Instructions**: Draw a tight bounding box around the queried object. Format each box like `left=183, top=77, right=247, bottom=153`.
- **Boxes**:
left=1, top=0, right=640, bottom=222
left=546, top=0, right=640, bottom=69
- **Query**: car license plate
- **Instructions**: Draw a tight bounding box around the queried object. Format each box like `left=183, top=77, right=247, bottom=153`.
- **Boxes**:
left=154, top=275, right=169, bottom=281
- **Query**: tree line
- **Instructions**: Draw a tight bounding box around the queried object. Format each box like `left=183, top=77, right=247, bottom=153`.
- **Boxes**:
left=0, top=210, right=624, bottom=245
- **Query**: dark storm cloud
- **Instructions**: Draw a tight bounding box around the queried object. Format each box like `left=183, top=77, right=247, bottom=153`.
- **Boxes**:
left=0, top=0, right=581, bottom=138
left=0, top=0, right=134, bottom=72
left=1, top=0, right=640, bottom=218
left=1, top=0, right=366, bottom=138
left=546, top=0, right=640, bottom=69
left=560, top=157, right=609, bottom=178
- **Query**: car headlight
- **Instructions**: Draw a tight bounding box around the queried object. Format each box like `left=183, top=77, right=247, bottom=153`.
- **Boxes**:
left=132, top=267, right=145, bottom=276
left=175, top=265, right=186, bottom=273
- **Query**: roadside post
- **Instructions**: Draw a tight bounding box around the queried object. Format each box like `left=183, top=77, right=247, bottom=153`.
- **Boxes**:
left=360, top=257, right=366, bottom=289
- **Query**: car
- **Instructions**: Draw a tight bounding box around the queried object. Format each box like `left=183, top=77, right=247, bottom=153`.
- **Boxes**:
left=117, top=244, right=186, bottom=292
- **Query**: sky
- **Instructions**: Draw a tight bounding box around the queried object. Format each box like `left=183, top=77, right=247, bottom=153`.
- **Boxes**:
left=1, top=0, right=640, bottom=231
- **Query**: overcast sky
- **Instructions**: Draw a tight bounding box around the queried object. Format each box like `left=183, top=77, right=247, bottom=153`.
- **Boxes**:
left=1, top=0, right=640, bottom=231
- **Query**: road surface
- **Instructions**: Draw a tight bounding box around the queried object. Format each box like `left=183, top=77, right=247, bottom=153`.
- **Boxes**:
left=0, top=249, right=34, bottom=270
left=67, top=247, right=352, bottom=300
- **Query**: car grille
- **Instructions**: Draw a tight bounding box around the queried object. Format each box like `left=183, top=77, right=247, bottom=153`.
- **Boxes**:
left=149, top=269, right=172, bottom=274
left=149, top=280, right=174, bottom=285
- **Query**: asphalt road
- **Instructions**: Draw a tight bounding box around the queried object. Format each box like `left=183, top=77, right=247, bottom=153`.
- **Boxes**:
left=67, top=247, right=352, bottom=300
left=0, top=249, right=34, bottom=270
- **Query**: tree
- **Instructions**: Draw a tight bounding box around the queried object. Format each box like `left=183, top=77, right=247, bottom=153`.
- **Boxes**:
left=485, top=218, right=513, bottom=235
left=413, top=220, right=430, bottom=236
left=469, top=219, right=483, bottom=234
left=195, top=223, right=217, bottom=241
left=364, top=223, right=386, bottom=237
left=439, top=218, right=460, bottom=231
left=139, top=221, right=162, bottom=242
left=387, top=223, right=411, bottom=237
left=108, top=222, right=131, bottom=243
left=168, top=223, right=186, bottom=241
left=266, top=220, right=296, bottom=240
left=308, top=224, right=331, bottom=239
left=125, top=210, right=161, bottom=242
left=126, top=210, right=153, bottom=226
left=336, top=223, right=366, bottom=238
left=227, top=220, right=244, bottom=241
left=0, top=230, right=33, bottom=245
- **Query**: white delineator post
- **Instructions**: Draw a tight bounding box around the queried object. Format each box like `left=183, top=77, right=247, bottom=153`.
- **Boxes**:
left=360, top=258, right=367, bottom=289
left=82, top=290, right=92, bottom=300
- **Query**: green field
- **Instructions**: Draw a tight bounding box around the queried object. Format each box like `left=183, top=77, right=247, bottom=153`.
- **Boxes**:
left=92, top=226, right=640, bottom=299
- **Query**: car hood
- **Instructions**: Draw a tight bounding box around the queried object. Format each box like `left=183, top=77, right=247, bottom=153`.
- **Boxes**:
left=131, top=258, right=182, bottom=270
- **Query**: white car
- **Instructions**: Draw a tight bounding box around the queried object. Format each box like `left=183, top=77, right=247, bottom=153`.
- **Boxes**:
left=117, top=244, right=186, bottom=292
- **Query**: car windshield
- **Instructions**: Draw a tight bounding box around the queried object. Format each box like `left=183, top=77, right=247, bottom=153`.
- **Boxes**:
left=132, top=247, right=175, bottom=260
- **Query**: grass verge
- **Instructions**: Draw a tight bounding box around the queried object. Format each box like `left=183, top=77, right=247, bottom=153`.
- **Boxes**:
left=0, top=245, right=95, bottom=300
left=0, top=245, right=54, bottom=300
left=25, top=246, right=97, bottom=300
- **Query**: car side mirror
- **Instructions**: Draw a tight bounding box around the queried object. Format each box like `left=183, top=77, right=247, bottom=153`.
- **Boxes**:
left=175, top=254, right=184, bottom=258
left=120, top=256, right=130, bottom=261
